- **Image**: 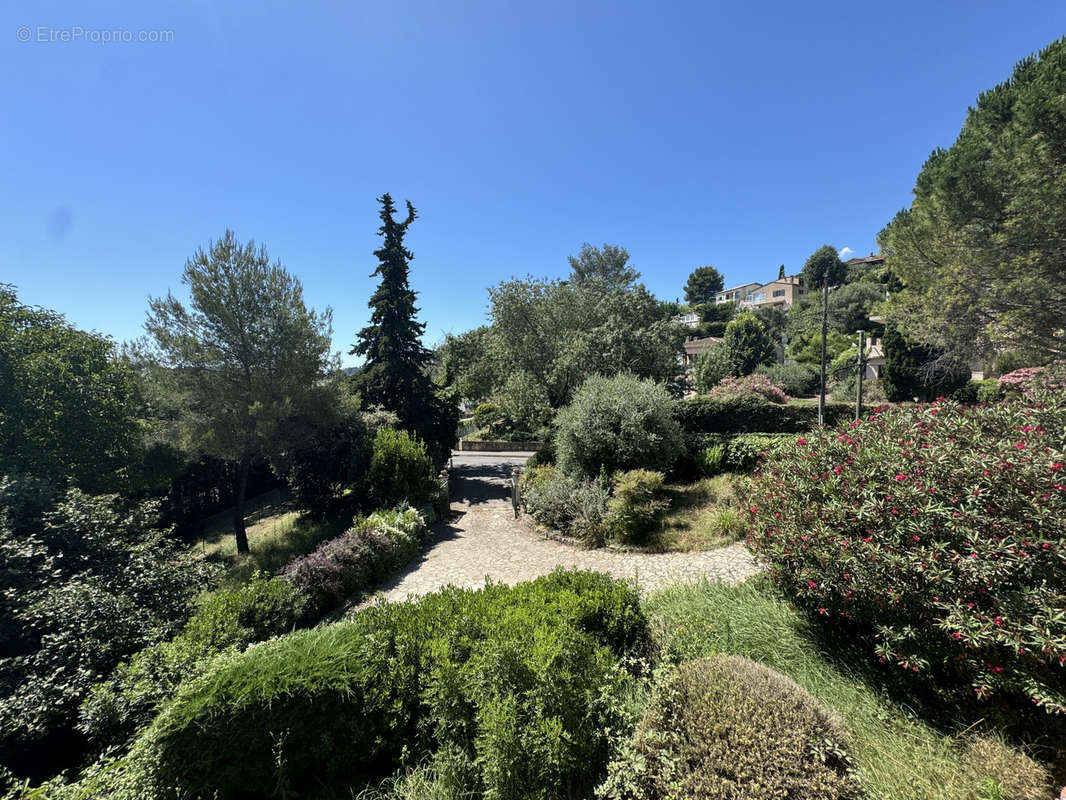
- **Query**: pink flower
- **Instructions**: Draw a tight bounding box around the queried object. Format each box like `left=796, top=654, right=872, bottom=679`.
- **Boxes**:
left=808, top=580, right=817, bottom=588
left=797, top=437, right=807, bottom=445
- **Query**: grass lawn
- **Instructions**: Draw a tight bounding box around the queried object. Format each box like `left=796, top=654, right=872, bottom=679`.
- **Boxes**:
left=645, top=578, right=1055, bottom=800
left=195, top=490, right=350, bottom=589
left=647, top=474, right=748, bottom=552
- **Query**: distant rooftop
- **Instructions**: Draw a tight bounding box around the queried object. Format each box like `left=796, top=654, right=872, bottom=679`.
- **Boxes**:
left=846, top=253, right=885, bottom=266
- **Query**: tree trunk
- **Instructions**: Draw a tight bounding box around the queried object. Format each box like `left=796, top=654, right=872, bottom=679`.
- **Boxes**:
left=233, top=454, right=251, bottom=554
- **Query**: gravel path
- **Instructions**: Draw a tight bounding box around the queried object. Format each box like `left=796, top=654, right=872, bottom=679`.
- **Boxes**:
left=370, top=453, right=758, bottom=604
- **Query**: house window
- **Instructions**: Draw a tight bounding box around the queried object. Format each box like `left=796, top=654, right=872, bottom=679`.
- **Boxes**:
left=773, top=289, right=785, bottom=297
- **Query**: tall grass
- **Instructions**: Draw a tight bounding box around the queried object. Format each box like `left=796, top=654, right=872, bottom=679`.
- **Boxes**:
left=195, top=494, right=350, bottom=589
left=650, top=475, right=747, bottom=552
left=644, top=579, right=1053, bottom=800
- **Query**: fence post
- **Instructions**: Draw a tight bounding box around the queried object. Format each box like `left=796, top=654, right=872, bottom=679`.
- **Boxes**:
left=511, top=466, right=521, bottom=519
left=437, top=469, right=449, bottom=519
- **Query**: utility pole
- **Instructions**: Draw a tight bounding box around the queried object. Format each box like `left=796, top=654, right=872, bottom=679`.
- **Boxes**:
left=818, top=274, right=828, bottom=426
left=856, top=329, right=866, bottom=421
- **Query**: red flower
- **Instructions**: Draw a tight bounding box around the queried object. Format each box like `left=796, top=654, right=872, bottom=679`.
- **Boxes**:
left=797, top=437, right=807, bottom=445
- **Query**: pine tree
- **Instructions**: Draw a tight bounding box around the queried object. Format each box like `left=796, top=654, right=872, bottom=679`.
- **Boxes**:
left=351, top=195, right=457, bottom=461
left=882, top=325, right=969, bottom=402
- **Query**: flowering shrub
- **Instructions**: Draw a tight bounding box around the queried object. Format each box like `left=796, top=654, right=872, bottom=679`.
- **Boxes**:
left=744, top=397, right=1066, bottom=713
left=997, top=367, right=1045, bottom=395
left=281, top=507, right=427, bottom=618
left=709, top=374, right=789, bottom=405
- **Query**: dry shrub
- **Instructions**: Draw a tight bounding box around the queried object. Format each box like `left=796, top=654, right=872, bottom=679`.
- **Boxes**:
left=959, top=736, right=1054, bottom=800
left=601, top=654, right=861, bottom=800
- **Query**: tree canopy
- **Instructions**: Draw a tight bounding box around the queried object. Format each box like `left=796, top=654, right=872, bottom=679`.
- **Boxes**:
left=487, top=275, right=685, bottom=407
left=801, top=245, right=847, bottom=289
left=351, top=195, right=457, bottom=462
left=721, top=311, right=776, bottom=376
left=567, top=243, right=640, bottom=290
left=143, top=232, right=335, bottom=552
left=878, top=37, right=1066, bottom=363
left=0, top=284, right=140, bottom=494
left=683, top=266, right=725, bottom=305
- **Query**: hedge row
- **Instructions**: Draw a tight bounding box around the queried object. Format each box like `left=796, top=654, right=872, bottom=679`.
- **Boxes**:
left=135, top=571, right=649, bottom=800
left=678, top=395, right=855, bottom=435
left=280, top=507, right=428, bottom=620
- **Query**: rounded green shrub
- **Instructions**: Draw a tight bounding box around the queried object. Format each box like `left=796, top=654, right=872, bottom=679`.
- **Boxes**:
left=757, top=362, right=820, bottom=397
left=555, top=374, right=683, bottom=478
left=600, top=655, right=859, bottom=800
left=745, top=396, right=1066, bottom=713
left=366, top=427, right=434, bottom=507
left=136, top=571, right=648, bottom=800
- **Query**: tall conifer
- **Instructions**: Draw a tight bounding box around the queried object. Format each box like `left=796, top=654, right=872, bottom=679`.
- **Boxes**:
left=351, top=195, right=457, bottom=461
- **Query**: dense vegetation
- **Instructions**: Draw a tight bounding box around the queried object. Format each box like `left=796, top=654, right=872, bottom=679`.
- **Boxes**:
left=880, top=36, right=1066, bottom=366
left=745, top=397, right=1066, bottom=714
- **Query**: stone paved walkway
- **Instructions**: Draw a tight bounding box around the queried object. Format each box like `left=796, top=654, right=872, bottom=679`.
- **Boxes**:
left=375, top=502, right=758, bottom=603
left=369, top=452, right=758, bottom=604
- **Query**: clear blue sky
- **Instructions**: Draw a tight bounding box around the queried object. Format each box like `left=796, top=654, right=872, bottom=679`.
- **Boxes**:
left=2, top=1, right=1063, bottom=366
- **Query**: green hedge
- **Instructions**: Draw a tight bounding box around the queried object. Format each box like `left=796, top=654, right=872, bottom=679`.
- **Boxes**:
left=678, top=395, right=855, bottom=435
left=138, top=570, right=649, bottom=799
left=684, top=432, right=797, bottom=475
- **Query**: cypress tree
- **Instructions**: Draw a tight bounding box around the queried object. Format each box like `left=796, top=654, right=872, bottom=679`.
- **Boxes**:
left=351, top=195, right=457, bottom=461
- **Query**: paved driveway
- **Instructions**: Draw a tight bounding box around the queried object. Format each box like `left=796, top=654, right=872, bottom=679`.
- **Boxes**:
left=359, top=451, right=758, bottom=605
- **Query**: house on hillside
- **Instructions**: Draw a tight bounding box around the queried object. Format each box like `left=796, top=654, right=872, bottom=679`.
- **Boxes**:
left=741, top=275, right=807, bottom=310
left=714, top=282, right=761, bottom=305
left=674, top=311, right=701, bottom=328
left=845, top=252, right=886, bottom=269
left=682, top=335, right=722, bottom=367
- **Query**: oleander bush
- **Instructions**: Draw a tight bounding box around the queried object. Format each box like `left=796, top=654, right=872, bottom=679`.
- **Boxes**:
left=744, top=396, right=1066, bottom=713
left=280, top=506, right=427, bottom=619
left=606, top=470, right=668, bottom=545
left=78, top=574, right=304, bottom=748
left=132, top=571, right=649, bottom=800
left=997, top=367, right=1045, bottom=395
left=599, top=655, right=860, bottom=800
left=555, top=374, right=684, bottom=478
left=709, top=373, right=789, bottom=404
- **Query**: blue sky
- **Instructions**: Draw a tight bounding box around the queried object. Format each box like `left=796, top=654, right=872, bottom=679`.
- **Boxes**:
left=2, top=1, right=1064, bottom=366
